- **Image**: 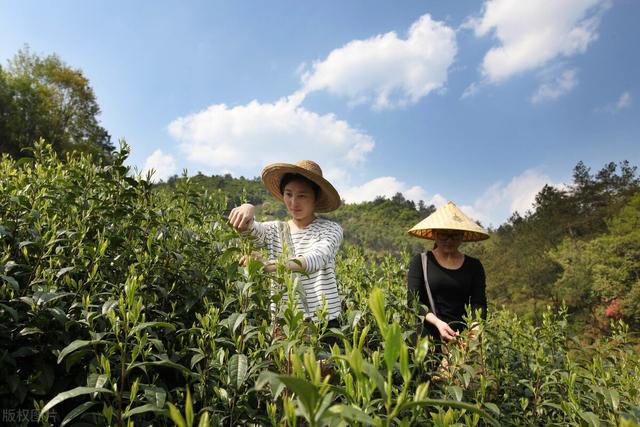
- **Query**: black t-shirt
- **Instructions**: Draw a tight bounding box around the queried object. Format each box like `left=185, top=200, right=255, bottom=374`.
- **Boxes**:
left=407, top=251, right=487, bottom=337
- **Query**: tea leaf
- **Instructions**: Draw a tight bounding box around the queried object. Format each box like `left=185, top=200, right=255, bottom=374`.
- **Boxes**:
left=56, top=266, right=74, bottom=278
left=328, top=404, right=377, bottom=425
left=275, top=376, right=320, bottom=415
left=39, top=387, right=113, bottom=420
left=369, top=287, right=387, bottom=335
left=60, top=401, right=97, bottom=426
left=383, top=323, right=402, bottom=369
left=167, top=402, right=187, bottom=427
left=0, top=274, right=19, bottom=291
left=129, top=321, right=176, bottom=336
left=57, top=340, right=107, bottom=364
left=228, top=354, right=249, bottom=390
left=123, top=403, right=165, bottom=418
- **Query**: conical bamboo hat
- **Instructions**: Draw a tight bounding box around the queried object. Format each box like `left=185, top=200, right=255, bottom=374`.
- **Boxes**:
left=408, top=201, right=489, bottom=242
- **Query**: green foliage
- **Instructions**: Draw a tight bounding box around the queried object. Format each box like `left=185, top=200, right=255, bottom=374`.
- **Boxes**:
left=325, top=194, right=435, bottom=255
left=1, top=143, right=639, bottom=425
left=158, top=172, right=272, bottom=213
left=0, top=47, right=113, bottom=161
left=550, top=194, right=640, bottom=330
left=482, top=161, right=640, bottom=326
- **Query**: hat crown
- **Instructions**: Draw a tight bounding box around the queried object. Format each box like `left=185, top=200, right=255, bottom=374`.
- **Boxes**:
left=407, top=200, right=489, bottom=242
left=295, top=160, right=323, bottom=177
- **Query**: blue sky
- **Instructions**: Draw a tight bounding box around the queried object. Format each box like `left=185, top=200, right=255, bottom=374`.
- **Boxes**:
left=1, top=0, right=638, bottom=226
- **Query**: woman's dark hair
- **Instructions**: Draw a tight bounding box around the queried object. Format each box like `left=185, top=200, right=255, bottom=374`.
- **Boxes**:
left=279, top=173, right=321, bottom=199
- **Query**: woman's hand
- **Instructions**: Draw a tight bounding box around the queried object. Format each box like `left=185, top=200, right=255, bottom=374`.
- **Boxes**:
left=426, top=313, right=459, bottom=341
left=435, top=319, right=459, bottom=341
left=239, top=252, right=278, bottom=273
left=239, top=251, right=265, bottom=266
left=239, top=252, right=277, bottom=274
left=229, top=204, right=255, bottom=231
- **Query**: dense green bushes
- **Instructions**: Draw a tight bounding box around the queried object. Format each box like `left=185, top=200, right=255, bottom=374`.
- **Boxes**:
left=1, top=144, right=639, bottom=426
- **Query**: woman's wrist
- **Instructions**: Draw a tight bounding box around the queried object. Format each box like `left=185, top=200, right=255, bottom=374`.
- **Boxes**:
left=425, top=313, right=440, bottom=326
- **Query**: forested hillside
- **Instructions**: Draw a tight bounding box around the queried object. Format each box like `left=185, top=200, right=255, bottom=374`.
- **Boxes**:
left=478, top=161, right=640, bottom=333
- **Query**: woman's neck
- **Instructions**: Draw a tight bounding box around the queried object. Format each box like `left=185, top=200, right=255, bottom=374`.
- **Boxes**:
left=432, top=247, right=464, bottom=268
left=289, top=215, right=316, bottom=230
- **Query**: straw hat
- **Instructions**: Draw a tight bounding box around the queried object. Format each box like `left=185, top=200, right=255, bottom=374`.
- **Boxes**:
left=408, top=201, right=489, bottom=242
left=261, top=160, right=341, bottom=213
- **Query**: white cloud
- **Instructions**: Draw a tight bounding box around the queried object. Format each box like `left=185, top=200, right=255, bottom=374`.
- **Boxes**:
left=461, top=81, right=484, bottom=99
left=467, top=0, right=608, bottom=83
left=597, top=91, right=633, bottom=113
left=615, top=92, right=632, bottom=110
left=300, top=14, right=457, bottom=110
left=531, top=68, right=578, bottom=104
left=168, top=94, right=375, bottom=176
left=469, top=169, right=562, bottom=226
left=340, top=176, right=444, bottom=207
left=142, top=149, right=177, bottom=183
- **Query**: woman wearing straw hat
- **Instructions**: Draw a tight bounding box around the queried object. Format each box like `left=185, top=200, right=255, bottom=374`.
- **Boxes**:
left=407, top=201, right=489, bottom=342
left=228, top=160, right=343, bottom=325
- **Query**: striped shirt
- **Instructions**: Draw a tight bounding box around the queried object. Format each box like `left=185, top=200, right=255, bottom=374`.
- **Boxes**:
left=251, top=217, right=343, bottom=320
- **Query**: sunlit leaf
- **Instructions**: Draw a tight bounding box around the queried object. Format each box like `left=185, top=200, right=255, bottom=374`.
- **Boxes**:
left=57, top=340, right=106, bottom=364
left=368, top=287, right=387, bottom=335
left=228, top=354, right=248, bottom=390
left=39, top=387, right=113, bottom=420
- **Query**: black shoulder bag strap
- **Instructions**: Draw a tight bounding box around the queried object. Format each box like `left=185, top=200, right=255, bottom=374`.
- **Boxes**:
left=420, top=252, right=437, bottom=316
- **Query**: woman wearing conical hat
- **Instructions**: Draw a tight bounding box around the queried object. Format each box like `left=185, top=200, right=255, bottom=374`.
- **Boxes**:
left=228, top=160, right=343, bottom=327
left=407, top=201, right=489, bottom=342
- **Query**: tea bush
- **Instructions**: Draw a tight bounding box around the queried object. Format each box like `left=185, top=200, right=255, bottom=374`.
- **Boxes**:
left=1, top=143, right=638, bottom=426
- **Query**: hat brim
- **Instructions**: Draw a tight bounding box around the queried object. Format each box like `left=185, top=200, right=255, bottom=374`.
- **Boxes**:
left=407, top=201, right=490, bottom=242
left=408, top=227, right=489, bottom=242
left=261, top=163, right=341, bottom=213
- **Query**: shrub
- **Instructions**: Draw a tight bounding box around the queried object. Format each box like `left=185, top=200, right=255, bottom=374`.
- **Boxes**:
left=1, top=143, right=638, bottom=426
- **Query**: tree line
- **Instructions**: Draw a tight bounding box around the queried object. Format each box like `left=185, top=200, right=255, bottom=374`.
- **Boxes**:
left=477, top=161, right=640, bottom=335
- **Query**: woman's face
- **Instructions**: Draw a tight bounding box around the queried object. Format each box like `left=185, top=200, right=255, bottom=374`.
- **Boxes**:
left=434, top=229, right=464, bottom=253
left=283, top=179, right=317, bottom=222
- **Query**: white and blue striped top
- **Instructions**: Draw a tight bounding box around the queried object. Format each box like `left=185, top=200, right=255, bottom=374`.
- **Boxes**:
left=251, top=217, right=343, bottom=320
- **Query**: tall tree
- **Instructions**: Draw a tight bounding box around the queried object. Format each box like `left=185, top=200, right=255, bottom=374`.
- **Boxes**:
left=0, top=47, right=113, bottom=160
